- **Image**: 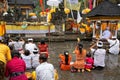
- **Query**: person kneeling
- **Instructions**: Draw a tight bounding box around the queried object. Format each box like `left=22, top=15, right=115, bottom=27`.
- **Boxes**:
left=59, top=51, right=72, bottom=70
left=85, top=52, right=94, bottom=72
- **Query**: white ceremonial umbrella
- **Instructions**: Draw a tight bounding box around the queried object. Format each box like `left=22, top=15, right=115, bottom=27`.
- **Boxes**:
left=47, top=0, right=61, bottom=7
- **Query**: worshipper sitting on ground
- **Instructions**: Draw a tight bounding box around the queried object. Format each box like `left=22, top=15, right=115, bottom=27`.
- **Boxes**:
left=0, top=36, right=11, bottom=80
left=21, top=50, right=32, bottom=70
left=31, top=69, right=58, bottom=80
left=106, top=36, right=120, bottom=55
left=5, top=50, right=28, bottom=80
left=71, top=43, right=86, bottom=72
left=36, top=54, right=54, bottom=80
left=85, top=52, right=94, bottom=72
left=90, top=41, right=106, bottom=70
left=25, top=38, right=38, bottom=55
left=31, top=48, right=40, bottom=69
left=38, top=39, right=49, bottom=57
left=8, top=37, right=25, bottom=53
left=59, top=51, right=72, bottom=70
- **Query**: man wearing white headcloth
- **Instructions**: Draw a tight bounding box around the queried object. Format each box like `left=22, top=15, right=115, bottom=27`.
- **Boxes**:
left=107, top=36, right=119, bottom=55
left=25, top=38, right=38, bottom=54
left=90, top=41, right=106, bottom=70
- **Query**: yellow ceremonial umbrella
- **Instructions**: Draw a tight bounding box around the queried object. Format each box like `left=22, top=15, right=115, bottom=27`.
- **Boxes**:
left=47, top=12, right=52, bottom=22
left=82, top=8, right=91, bottom=14
left=64, top=8, right=70, bottom=14
left=29, top=13, right=36, bottom=16
left=50, top=8, right=56, bottom=13
left=80, top=28, right=85, bottom=34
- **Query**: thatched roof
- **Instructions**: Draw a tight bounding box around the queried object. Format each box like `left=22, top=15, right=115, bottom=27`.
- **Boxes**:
left=87, top=0, right=120, bottom=17
left=8, top=0, right=35, bottom=7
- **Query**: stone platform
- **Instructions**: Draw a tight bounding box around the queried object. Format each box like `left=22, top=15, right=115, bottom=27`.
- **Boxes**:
left=7, top=31, right=92, bottom=42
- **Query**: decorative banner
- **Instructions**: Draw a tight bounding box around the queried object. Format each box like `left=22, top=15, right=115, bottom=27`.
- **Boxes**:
left=77, top=11, right=82, bottom=23
left=65, top=0, right=81, bottom=10
left=118, top=21, right=120, bottom=30
left=93, top=0, right=96, bottom=8
left=21, top=24, right=28, bottom=29
left=88, top=0, right=93, bottom=10
left=58, top=0, right=63, bottom=2
left=6, top=24, right=55, bottom=34
left=69, top=0, right=78, bottom=4
left=0, top=22, right=6, bottom=36
left=39, top=0, right=44, bottom=12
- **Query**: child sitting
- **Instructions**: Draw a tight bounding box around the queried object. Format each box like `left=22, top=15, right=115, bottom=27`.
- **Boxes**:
left=21, top=50, right=32, bottom=69
left=85, top=52, right=94, bottom=72
left=31, top=48, right=40, bottom=69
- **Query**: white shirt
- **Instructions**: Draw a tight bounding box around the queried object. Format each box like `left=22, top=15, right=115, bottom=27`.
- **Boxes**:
left=31, top=54, right=40, bottom=68
left=107, top=39, right=119, bottom=55
left=21, top=54, right=32, bottom=69
left=36, top=62, right=54, bottom=80
left=101, top=30, right=111, bottom=39
left=25, top=42, right=38, bottom=54
left=91, top=48, right=106, bottom=67
left=9, top=41, right=24, bottom=50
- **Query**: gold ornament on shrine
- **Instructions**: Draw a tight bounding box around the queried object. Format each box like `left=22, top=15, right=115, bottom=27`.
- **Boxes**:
left=64, top=8, right=70, bottom=14
left=82, top=8, right=91, bottom=14
left=40, top=12, right=47, bottom=17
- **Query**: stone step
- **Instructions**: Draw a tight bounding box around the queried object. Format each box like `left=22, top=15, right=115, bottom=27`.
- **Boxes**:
left=25, top=33, right=46, bottom=37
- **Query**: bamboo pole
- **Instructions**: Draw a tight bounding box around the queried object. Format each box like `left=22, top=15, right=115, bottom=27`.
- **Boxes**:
left=84, top=0, right=87, bottom=8
left=93, top=21, right=96, bottom=38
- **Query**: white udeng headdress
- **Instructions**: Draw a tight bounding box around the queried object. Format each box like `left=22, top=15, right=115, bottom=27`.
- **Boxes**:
left=28, top=38, right=33, bottom=41
left=65, top=52, right=69, bottom=55
left=97, top=41, right=103, bottom=47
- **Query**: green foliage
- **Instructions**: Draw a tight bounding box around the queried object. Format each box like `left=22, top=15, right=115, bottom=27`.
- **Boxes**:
left=111, top=0, right=120, bottom=3
left=32, top=0, right=41, bottom=15
left=78, top=0, right=83, bottom=2
left=32, top=0, right=49, bottom=15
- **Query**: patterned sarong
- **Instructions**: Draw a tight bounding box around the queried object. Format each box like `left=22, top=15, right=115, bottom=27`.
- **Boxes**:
left=0, top=61, right=5, bottom=80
